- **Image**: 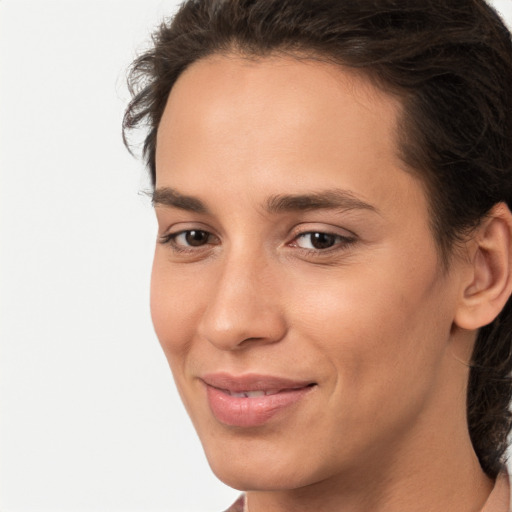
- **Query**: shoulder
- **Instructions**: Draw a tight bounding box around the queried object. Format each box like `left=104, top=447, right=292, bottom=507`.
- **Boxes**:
left=222, top=494, right=246, bottom=512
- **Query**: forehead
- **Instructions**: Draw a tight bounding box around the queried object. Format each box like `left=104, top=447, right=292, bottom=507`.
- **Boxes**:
left=155, top=54, right=424, bottom=219
left=157, top=54, right=402, bottom=159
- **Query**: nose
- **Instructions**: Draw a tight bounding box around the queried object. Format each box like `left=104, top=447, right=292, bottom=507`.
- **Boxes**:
left=196, top=252, right=287, bottom=351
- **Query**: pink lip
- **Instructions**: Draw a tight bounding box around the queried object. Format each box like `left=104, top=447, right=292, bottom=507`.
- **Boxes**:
left=202, top=373, right=316, bottom=427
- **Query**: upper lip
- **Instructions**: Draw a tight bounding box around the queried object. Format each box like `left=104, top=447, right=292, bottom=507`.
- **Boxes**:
left=201, top=372, right=316, bottom=393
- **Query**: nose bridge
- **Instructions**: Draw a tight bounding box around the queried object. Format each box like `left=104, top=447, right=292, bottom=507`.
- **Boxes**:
left=197, top=244, right=286, bottom=350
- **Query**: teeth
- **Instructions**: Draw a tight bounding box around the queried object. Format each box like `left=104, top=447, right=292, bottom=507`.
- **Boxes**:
left=244, top=391, right=266, bottom=398
left=228, top=389, right=280, bottom=398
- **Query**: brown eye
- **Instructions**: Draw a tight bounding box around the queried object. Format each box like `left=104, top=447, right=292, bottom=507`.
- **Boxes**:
left=184, top=230, right=210, bottom=247
left=296, top=232, right=339, bottom=250
left=161, top=229, right=216, bottom=250
left=309, top=232, right=337, bottom=249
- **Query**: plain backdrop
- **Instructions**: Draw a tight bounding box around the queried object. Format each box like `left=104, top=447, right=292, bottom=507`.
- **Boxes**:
left=1, top=1, right=512, bottom=511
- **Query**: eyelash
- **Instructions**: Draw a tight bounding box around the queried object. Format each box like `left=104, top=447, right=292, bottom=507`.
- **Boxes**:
left=158, top=230, right=219, bottom=253
left=158, top=229, right=356, bottom=256
left=290, top=231, right=356, bottom=254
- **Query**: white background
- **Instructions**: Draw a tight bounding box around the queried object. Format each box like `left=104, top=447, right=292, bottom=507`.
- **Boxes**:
left=1, top=1, right=511, bottom=511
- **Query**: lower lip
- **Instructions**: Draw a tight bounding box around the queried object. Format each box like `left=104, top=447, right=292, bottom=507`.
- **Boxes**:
left=205, top=385, right=314, bottom=427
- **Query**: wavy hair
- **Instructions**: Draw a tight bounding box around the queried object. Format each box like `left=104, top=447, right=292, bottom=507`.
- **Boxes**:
left=123, top=0, right=512, bottom=478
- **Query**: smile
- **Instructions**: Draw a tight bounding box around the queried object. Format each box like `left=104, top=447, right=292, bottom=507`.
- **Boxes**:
left=224, top=389, right=282, bottom=398
left=202, top=374, right=316, bottom=427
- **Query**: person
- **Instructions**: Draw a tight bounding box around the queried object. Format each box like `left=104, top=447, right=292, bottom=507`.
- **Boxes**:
left=123, top=1, right=512, bottom=511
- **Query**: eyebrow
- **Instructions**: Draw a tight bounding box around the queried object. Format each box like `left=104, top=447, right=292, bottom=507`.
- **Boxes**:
left=152, top=187, right=209, bottom=213
left=265, top=189, right=378, bottom=214
left=152, top=187, right=378, bottom=215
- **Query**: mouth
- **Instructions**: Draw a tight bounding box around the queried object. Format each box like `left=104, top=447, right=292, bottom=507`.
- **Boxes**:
left=201, top=373, right=317, bottom=427
left=223, top=388, right=299, bottom=398
left=216, top=384, right=315, bottom=398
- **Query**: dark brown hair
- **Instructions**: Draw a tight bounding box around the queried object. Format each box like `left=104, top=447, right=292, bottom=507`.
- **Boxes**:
left=123, top=0, right=512, bottom=478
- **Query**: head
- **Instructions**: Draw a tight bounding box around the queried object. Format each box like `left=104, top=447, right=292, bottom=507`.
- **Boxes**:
left=124, top=0, right=512, bottom=483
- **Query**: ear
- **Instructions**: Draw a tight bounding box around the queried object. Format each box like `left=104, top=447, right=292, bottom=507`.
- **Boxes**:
left=455, top=203, right=512, bottom=330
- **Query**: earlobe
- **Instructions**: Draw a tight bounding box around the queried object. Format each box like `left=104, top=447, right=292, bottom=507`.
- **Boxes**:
left=455, top=203, right=512, bottom=331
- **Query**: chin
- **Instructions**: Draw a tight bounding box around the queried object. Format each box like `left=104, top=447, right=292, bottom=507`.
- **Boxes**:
left=201, top=436, right=324, bottom=491
left=210, top=462, right=309, bottom=492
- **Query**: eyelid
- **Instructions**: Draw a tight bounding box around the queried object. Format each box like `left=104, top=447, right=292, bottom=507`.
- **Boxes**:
left=288, top=223, right=356, bottom=241
left=157, top=219, right=217, bottom=239
left=158, top=227, right=220, bottom=252
left=290, top=232, right=356, bottom=249
left=157, top=222, right=357, bottom=257
left=286, top=225, right=358, bottom=255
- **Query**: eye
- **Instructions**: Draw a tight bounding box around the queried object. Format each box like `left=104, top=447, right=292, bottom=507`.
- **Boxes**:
left=177, top=230, right=210, bottom=247
left=159, top=229, right=217, bottom=250
left=292, top=232, right=352, bottom=250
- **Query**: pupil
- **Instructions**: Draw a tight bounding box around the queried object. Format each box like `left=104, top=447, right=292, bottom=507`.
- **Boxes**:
left=185, top=230, right=208, bottom=246
left=311, top=232, right=335, bottom=249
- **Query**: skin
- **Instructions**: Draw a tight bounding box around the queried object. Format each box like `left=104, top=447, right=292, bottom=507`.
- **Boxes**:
left=151, top=55, right=509, bottom=512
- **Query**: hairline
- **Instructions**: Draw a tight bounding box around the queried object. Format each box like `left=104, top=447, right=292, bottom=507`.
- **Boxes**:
left=154, top=46, right=457, bottom=269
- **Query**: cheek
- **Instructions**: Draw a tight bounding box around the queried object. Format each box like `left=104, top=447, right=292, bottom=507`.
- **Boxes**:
left=149, top=252, right=204, bottom=367
left=291, top=256, right=452, bottom=398
left=286, top=272, right=452, bottom=458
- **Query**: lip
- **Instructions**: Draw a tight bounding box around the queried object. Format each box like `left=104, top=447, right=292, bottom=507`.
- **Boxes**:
left=202, top=373, right=316, bottom=427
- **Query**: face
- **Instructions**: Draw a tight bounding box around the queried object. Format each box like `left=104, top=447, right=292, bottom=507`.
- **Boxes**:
left=152, top=55, right=468, bottom=491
